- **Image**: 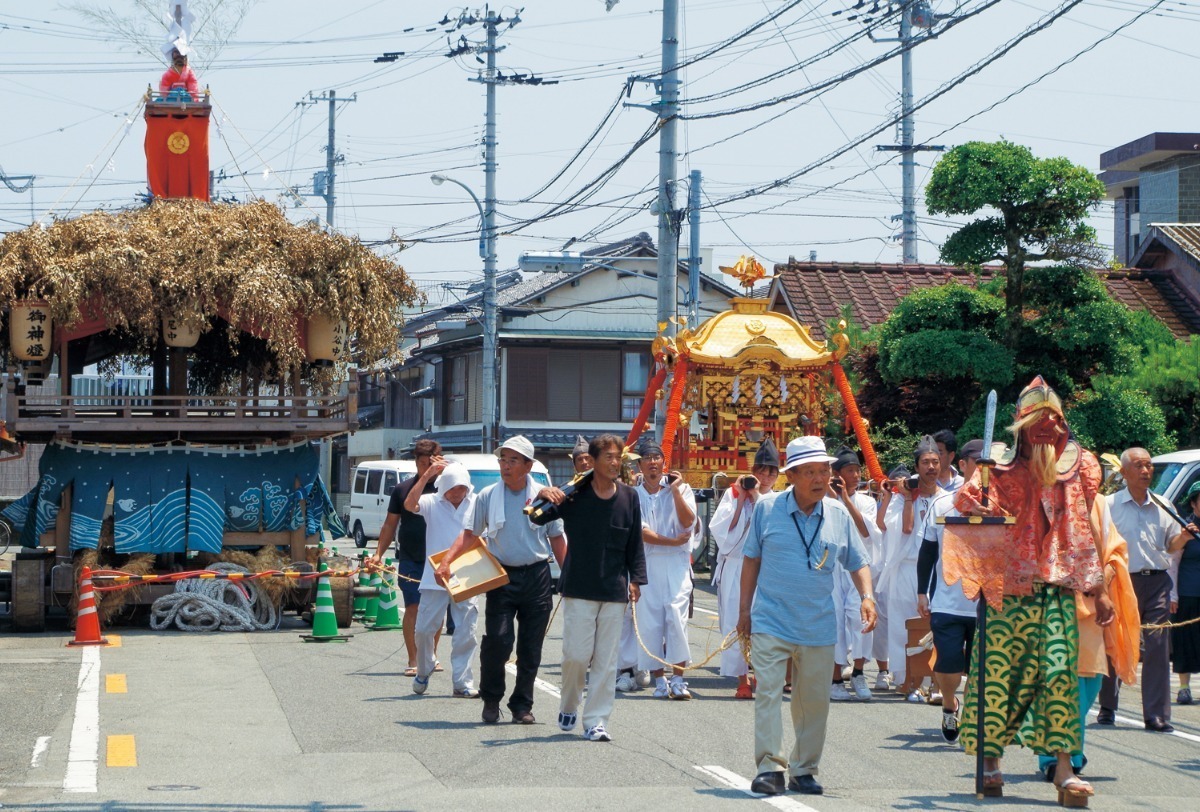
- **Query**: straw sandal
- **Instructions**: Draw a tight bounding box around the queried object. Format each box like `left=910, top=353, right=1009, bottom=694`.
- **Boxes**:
left=981, top=769, right=1004, bottom=798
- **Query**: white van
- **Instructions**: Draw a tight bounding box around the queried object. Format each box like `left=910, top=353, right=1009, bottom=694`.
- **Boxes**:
left=347, top=453, right=552, bottom=548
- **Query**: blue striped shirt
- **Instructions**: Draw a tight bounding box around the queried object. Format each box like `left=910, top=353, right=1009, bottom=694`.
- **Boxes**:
left=744, top=491, right=869, bottom=646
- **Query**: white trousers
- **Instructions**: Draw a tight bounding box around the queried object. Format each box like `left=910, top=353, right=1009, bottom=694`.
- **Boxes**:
left=416, top=587, right=479, bottom=691
left=560, top=598, right=625, bottom=730
left=717, top=555, right=748, bottom=677
left=637, top=553, right=692, bottom=671
left=618, top=605, right=639, bottom=671
left=885, top=559, right=918, bottom=684
left=833, top=565, right=866, bottom=665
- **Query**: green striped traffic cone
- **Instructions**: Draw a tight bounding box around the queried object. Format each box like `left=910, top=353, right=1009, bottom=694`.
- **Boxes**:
left=353, top=552, right=368, bottom=619
left=371, top=567, right=402, bottom=631
left=363, top=566, right=382, bottom=625
left=300, top=561, right=353, bottom=642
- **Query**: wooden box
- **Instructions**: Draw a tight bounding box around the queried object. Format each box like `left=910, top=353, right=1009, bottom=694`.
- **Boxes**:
left=900, top=615, right=935, bottom=694
left=428, top=544, right=509, bottom=603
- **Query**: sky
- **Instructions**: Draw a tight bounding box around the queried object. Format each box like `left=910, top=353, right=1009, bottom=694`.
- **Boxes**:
left=1, top=0, right=1198, bottom=311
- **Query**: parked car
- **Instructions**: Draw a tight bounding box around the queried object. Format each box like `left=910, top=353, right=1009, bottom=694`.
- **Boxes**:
left=1152, top=448, right=1200, bottom=516
left=346, top=454, right=553, bottom=548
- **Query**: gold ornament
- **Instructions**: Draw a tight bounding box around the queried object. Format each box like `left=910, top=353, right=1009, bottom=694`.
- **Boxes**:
left=167, top=132, right=190, bottom=154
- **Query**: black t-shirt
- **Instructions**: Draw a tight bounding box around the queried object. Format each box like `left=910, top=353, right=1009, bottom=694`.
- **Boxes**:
left=534, top=481, right=647, bottom=603
left=388, top=475, right=437, bottom=563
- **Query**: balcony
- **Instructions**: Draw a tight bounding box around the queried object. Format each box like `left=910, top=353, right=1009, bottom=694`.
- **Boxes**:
left=5, top=384, right=357, bottom=444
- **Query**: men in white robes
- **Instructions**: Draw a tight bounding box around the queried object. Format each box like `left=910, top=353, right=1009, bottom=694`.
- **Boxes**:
left=710, top=439, right=781, bottom=698
left=829, top=447, right=879, bottom=701
left=404, top=461, right=480, bottom=698
left=877, top=435, right=945, bottom=694
left=634, top=440, right=698, bottom=700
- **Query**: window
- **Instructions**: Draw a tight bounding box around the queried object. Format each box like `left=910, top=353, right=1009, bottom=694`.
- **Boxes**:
left=384, top=471, right=398, bottom=495
left=389, top=368, right=424, bottom=429
left=506, top=347, right=621, bottom=421
left=441, top=352, right=482, bottom=425
left=353, top=468, right=368, bottom=495
left=622, top=350, right=651, bottom=421
left=366, top=469, right=383, bottom=496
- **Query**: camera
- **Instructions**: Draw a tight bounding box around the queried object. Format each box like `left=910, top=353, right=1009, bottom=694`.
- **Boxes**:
left=831, top=478, right=844, bottom=493
left=666, top=472, right=681, bottom=484
left=904, top=474, right=920, bottom=490
left=739, top=475, right=758, bottom=491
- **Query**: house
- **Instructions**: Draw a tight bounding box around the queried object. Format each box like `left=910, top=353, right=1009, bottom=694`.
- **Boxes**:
left=769, top=260, right=1200, bottom=342
left=1099, top=132, right=1200, bottom=265
left=343, top=233, right=741, bottom=486
left=1126, top=224, right=1200, bottom=328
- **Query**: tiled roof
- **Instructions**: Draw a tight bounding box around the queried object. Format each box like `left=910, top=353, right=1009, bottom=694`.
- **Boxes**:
left=772, top=262, right=999, bottom=340
left=772, top=261, right=1200, bottom=340
left=1138, top=223, right=1200, bottom=270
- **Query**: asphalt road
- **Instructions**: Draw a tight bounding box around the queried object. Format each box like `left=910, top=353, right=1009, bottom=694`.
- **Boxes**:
left=1, top=579, right=1197, bottom=811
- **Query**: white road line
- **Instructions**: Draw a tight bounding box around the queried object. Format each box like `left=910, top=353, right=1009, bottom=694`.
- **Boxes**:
left=505, top=662, right=561, bottom=699
left=694, top=765, right=820, bottom=811
left=691, top=605, right=719, bottom=617
left=63, top=646, right=101, bottom=793
left=1087, top=707, right=1200, bottom=744
left=30, top=736, right=51, bottom=768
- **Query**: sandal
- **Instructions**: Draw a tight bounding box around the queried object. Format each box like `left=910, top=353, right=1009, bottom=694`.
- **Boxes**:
left=433, top=661, right=444, bottom=673
left=403, top=666, right=418, bottom=677
left=982, top=769, right=1004, bottom=798
left=1055, top=775, right=1093, bottom=808
left=783, top=682, right=792, bottom=695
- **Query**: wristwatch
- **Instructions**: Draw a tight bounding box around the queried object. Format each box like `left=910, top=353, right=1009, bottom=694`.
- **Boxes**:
left=860, top=593, right=876, bottom=604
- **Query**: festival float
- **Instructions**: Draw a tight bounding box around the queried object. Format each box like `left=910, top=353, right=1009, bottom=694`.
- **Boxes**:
left=0, top=3, right=417, bottom=633
left=632, top=256, right=883, bottom=488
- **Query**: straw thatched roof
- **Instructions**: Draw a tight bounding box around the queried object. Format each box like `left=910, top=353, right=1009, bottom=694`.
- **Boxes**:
left=0, top=199, right=418, bottom=382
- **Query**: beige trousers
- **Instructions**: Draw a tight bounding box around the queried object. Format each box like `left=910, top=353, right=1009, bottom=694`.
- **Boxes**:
left=560, top=598, right=626, bottom=730
left=751, top=632, right=835, bottom=777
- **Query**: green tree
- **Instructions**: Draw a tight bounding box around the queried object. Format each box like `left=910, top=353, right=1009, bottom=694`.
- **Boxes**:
left=926, top=141, right=1106, bottom=351
left=1067, top=378, right=1174, bottom=456
left=1121, top=338, right=1200, bottom=448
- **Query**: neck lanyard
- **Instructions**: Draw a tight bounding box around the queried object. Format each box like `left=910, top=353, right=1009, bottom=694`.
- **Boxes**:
left=790, top=509, right=826, bottom=570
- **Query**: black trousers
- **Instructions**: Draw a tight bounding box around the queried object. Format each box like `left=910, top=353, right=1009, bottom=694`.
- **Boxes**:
left=479, top=561, right=553, bottom=713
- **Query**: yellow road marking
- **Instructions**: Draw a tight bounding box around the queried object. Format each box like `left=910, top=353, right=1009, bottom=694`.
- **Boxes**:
left=105, top=674, right=127, bottom=693
left=106, top=735, right=136, bottom=767
left=106, top=635, right=122, bottom=648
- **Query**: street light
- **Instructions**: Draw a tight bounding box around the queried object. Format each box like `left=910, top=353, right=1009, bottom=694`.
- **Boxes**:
left=430, top=172, right=498, bottom=452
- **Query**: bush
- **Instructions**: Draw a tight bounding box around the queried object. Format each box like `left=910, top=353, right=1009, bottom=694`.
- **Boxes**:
left=1121, top=337, right=1200, bottom=448
left=1066, top=379, right=1175, bottom=456
left=866, top=419, right=927, bottom=475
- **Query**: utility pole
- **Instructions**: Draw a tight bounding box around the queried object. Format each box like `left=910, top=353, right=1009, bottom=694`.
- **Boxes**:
left=870, top=1, right=943, bottom=263
left=300, top=89, right=356, bottom=231
left=687, top=169, right=701, bottom=329
left=1, top=167, right=36, bottom=226
left=439, top=7, right=546, bottom=452
left=628, top=0, right=682, bottom=440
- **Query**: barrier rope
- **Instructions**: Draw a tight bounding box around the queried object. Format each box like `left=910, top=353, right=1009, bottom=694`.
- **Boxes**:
left=90, top=567, right=362, bottom=591
left=1141, top=615, right=1200, bottom=631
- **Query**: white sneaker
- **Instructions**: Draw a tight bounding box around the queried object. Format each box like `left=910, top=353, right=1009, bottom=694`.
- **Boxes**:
left=557, top=711, right=577, bottom=732
left=412, top=675, right=429, bottom=695
left=830, top=681, right=852, bottom=702
left=669, top=676, right=691, bottom=700
left=615, top=672, right=637, bottom=693
left=653, top=677, right=670, bottom=698
left=850, top=674, right=873, bottom=701
left=874, top=671, right=894, bottom=692
left=635, top=670, right=652, bottom=688
left=584, top=724, right=612, bottom=742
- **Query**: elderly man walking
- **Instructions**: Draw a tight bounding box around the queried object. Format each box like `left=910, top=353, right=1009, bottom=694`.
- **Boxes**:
left=1098, top=447, right=1190, bottom=732
left=739, top=436, right=877, bottom=797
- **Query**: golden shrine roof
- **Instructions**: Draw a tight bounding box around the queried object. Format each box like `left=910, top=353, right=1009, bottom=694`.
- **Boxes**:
left=678, top=297, right=834, bottom=368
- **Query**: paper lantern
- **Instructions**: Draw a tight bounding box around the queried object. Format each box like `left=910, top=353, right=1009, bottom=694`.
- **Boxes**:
left=306, top=315, right=348, bottom=366
left=162, top=313, right=201, bottom=348
left=9, top=300, right=53, bottom=361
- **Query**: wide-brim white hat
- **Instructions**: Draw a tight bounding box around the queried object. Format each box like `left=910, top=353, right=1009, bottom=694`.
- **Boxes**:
left=781, top=436, right=838, bottom=472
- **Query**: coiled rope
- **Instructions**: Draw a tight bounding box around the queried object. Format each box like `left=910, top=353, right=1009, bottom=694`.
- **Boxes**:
left=150, top=563, right=280, bottom=632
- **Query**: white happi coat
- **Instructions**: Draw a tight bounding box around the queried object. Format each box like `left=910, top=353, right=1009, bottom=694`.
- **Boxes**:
left=877, top=488, right=943, bottom=684
left=833, top=490, right=881, bottom=664
left=636, top=478, right=698, bottom=669
left=708, top=486, right=754, bottom=677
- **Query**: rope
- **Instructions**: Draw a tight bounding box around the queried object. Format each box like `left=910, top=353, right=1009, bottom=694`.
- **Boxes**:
left=91, top=566, right=366, bottom=591
left=149, top=564, right=279, bottom=632
left=630, top=598, right=741, bottom=672
left=1142, top=615, right=1200, bottom=631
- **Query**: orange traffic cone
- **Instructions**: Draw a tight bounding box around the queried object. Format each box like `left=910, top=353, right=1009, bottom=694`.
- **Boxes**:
left=67, top=566, right=109, bottom=647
